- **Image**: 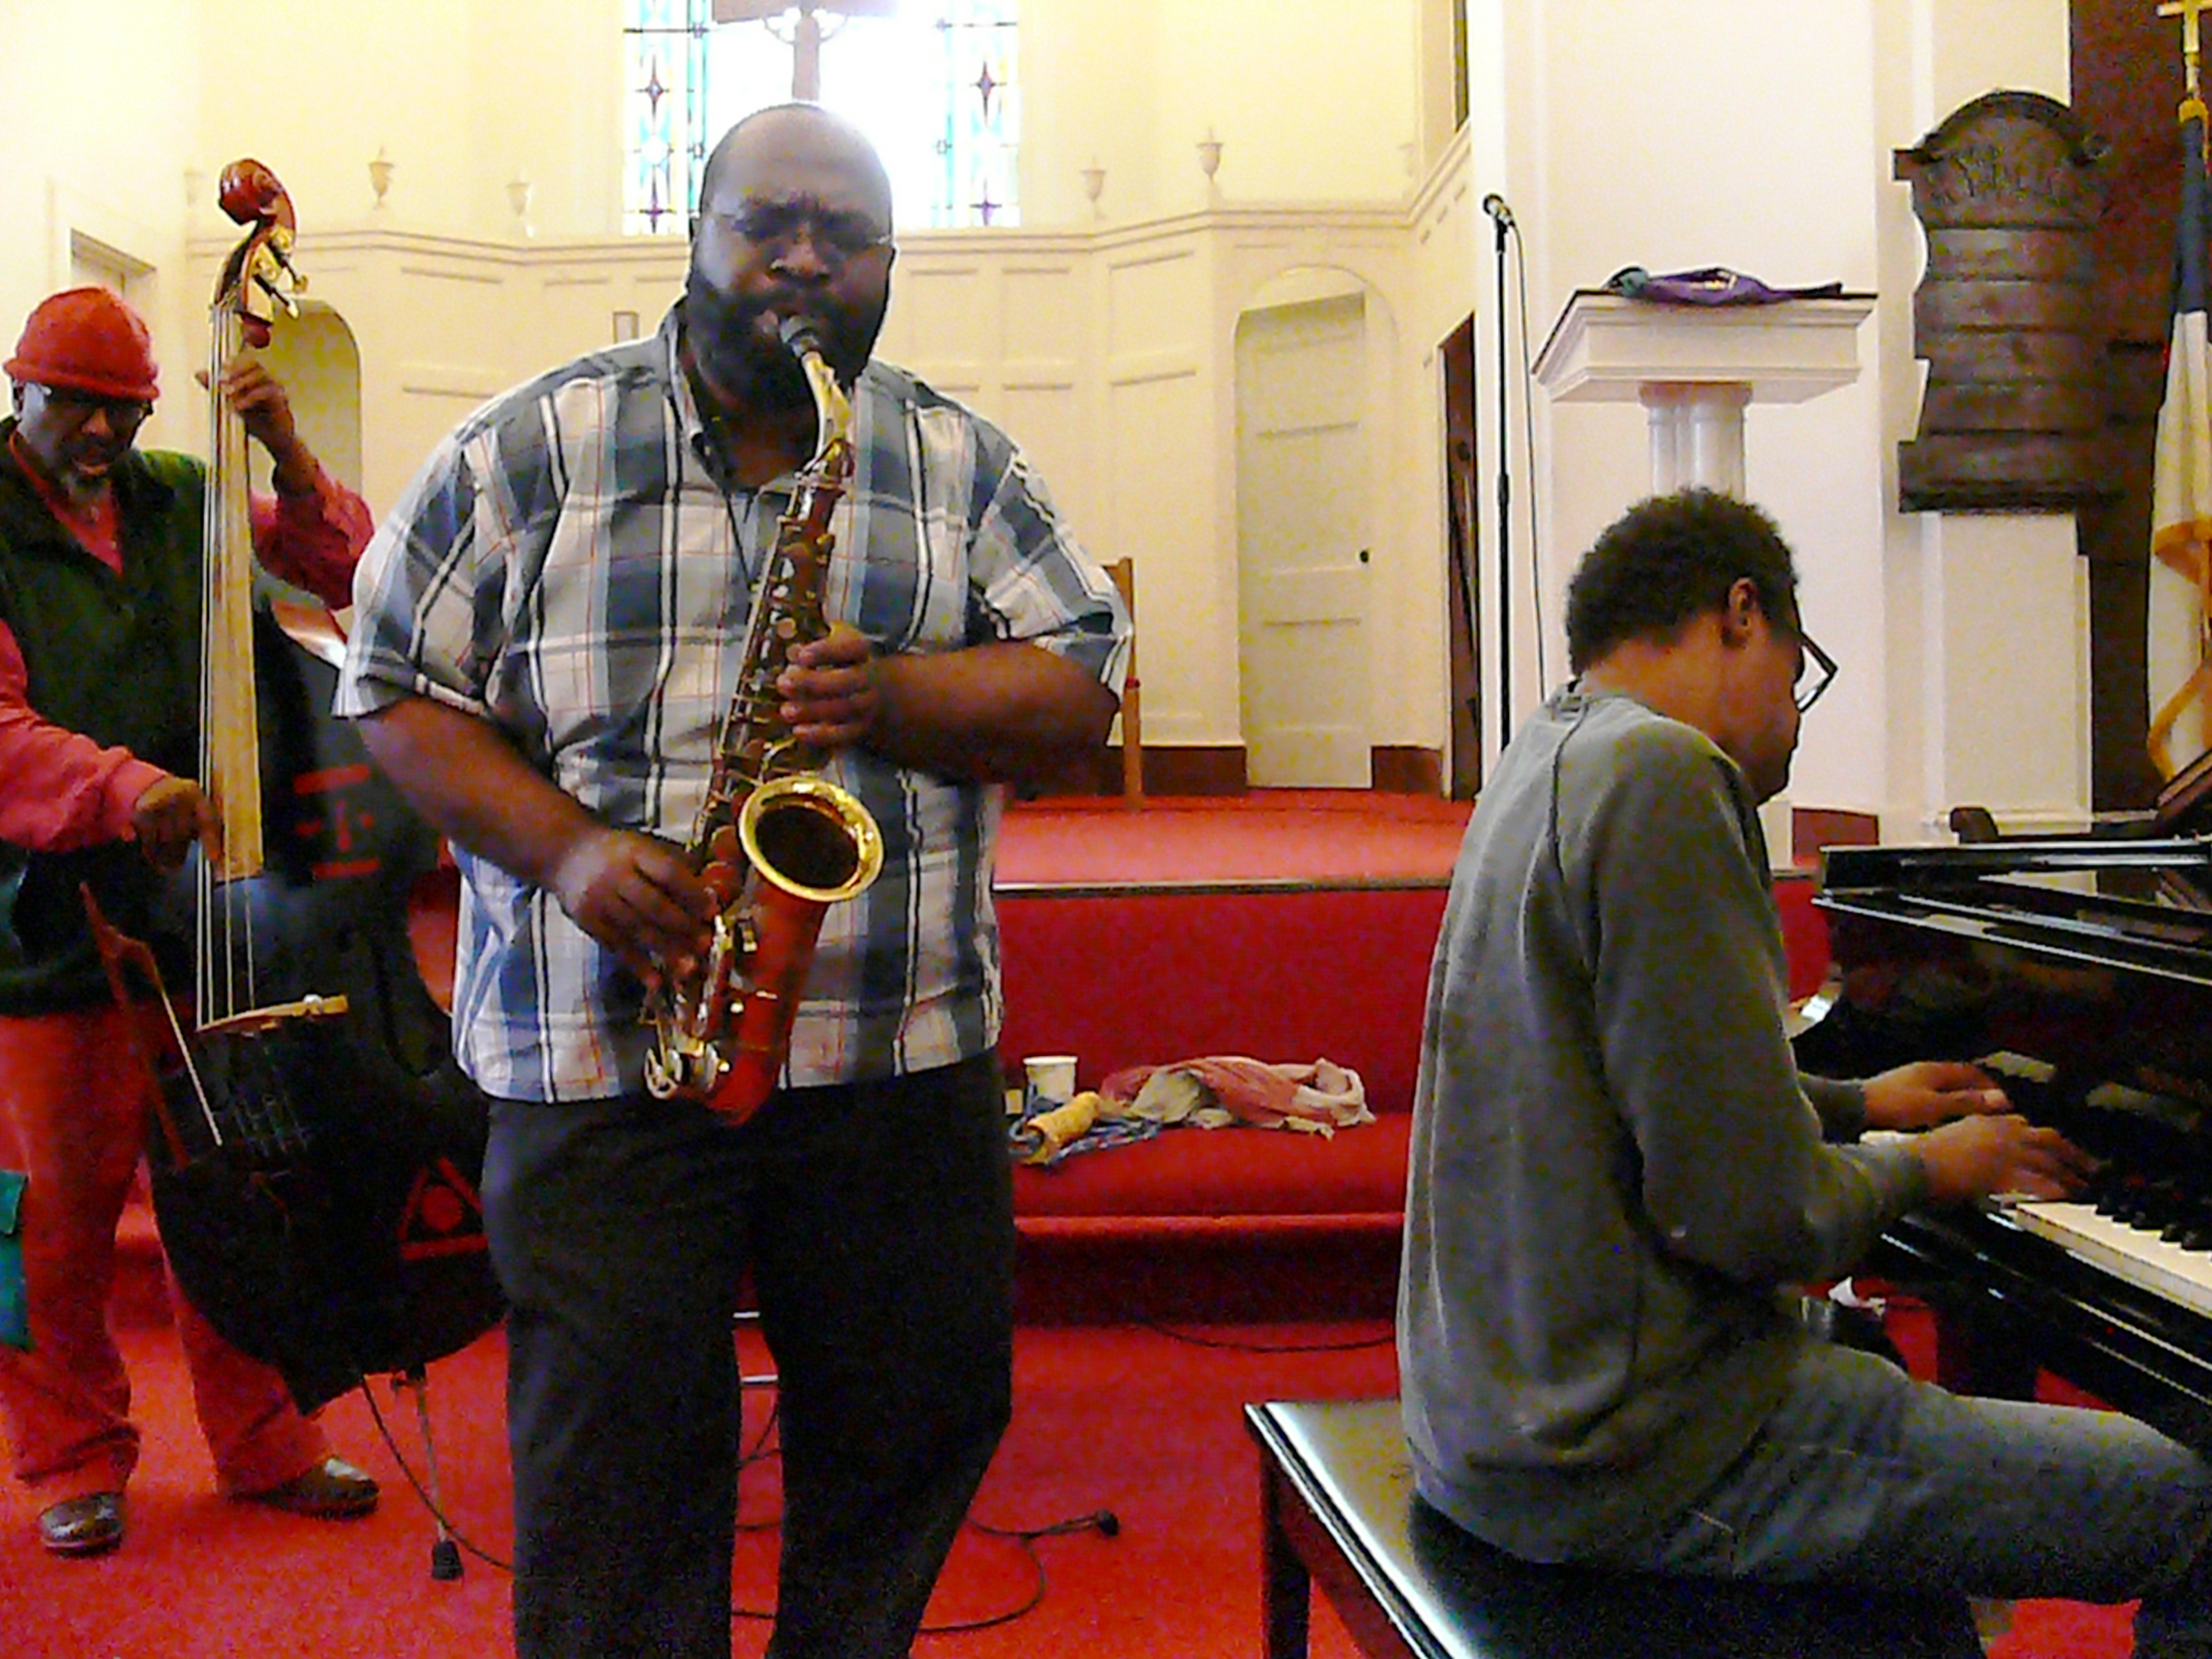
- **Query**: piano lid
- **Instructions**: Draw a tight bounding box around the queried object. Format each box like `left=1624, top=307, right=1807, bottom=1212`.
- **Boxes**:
left=1817, top=835, right=2212, bottom=988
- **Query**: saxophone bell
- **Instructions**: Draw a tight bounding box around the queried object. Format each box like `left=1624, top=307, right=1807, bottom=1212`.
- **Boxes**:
left=697, top=774, right=885, bottom=1121
left=739, top=773, right=885, bottom=906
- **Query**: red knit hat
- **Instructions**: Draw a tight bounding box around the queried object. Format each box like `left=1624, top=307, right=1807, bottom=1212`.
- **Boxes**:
left=5, top=287, right=160, bottom=403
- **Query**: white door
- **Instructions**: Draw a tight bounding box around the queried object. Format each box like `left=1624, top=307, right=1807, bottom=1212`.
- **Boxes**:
left=1236, top=292, right=1371, bottom=787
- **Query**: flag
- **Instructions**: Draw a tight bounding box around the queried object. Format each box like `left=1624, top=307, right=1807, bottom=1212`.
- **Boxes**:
left=2148, top=96, right=2212, bottom=780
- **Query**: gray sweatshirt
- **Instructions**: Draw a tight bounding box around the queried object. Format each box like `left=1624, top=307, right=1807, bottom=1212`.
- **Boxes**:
left=1398, top=689, right=1927, bottom=1559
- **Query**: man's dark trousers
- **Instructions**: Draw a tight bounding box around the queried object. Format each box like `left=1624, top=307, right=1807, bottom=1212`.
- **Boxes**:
left=486, top=1053, right=1014, bottom=1659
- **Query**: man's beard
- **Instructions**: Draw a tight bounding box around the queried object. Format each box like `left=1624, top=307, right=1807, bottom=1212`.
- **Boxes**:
left=53, top=453, right=113, bottom=507
left=18, top=432, right=115, bottom=508
left=682, top=270, right=884, bottom=415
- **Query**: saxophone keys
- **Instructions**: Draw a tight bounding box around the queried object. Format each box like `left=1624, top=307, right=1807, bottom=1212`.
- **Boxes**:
left=702, top=860, right=743, bottom=907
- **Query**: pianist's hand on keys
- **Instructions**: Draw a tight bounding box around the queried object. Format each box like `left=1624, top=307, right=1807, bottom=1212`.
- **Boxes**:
left=1860, top=1061, right=2014, bottom=1130
left=1911, top=1112, right=2097, bottom=1207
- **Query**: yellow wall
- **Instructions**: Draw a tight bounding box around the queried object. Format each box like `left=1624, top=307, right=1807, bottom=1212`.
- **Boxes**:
left=1, top=0, right=2097, bottom=825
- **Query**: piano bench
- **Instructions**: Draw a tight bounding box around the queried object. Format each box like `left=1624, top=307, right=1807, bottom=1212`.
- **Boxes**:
left=1247, top=1398, right=1985, bottom=1659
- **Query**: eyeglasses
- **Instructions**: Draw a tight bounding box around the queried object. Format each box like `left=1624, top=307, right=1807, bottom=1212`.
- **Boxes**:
left=1794, top=629, right=1838, bottom=714
left=36, top=386, right=151, bottom=432
left=705, top=199, right=893, bottom=266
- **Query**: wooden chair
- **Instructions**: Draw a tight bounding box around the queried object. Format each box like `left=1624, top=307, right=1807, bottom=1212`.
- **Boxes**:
left=1105, top=557, right=1142, bottom=805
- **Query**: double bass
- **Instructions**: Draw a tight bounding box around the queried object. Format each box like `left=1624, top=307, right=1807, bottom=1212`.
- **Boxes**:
left=86, top=161, right=501, bottom=1413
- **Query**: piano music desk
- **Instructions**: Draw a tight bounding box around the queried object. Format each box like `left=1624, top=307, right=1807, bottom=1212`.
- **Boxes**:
left=1247, top=1398, right=1983, bottom=1659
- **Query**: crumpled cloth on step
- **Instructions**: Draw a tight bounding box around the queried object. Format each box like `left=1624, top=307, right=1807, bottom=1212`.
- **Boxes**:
left=1097, top=1056, right=1371, bottom=1136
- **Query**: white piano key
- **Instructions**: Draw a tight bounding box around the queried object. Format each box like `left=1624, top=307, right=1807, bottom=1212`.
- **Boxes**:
left=2003, top=1200, right=2212, bottom=1321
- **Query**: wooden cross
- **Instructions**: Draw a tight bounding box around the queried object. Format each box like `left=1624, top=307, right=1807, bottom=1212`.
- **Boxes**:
left=713, top=0, right=896, bottom=101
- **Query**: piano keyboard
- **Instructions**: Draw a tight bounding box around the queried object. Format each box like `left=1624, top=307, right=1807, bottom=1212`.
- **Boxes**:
left=2005, top=1201, right=2212, bottom=1321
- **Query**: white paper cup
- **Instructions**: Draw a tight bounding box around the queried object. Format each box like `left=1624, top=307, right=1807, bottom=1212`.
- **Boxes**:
left=1023, top=1054, right=1078, bottom=1114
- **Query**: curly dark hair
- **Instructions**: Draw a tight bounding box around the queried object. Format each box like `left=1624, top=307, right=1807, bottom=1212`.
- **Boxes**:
left=1563, top=489, right=1800, bottom=673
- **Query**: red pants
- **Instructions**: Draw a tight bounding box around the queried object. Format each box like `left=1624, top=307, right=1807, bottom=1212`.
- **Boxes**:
left=0, top=1002, right=327, bottom=1503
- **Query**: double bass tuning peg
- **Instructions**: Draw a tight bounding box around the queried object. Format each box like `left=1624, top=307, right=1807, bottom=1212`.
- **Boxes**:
left=253, top=267, right=305, bottom=313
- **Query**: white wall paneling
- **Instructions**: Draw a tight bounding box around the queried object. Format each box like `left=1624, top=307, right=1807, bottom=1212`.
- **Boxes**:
left=177, top=196, right=1471, bottom=763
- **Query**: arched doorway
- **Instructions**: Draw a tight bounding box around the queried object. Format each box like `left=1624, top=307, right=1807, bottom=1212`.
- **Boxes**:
left=1234, top=265, right=1381, bottom=787
left=256, top=301, right=364, bottom=500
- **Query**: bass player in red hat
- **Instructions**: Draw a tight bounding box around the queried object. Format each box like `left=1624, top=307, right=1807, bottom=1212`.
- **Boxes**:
left=0, top=287, right=380, bottom=1557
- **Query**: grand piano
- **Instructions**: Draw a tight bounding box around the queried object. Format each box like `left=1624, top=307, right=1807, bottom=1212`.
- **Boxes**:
left=1793, top=773, right=2212, bottom=1449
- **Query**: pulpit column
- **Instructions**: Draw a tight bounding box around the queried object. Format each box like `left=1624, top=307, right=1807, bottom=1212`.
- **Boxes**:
left=1641, top=382, right=1753, bottom=495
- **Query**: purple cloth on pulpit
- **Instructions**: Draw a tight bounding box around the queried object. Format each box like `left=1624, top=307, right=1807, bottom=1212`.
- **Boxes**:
left=1605, top=265, right=1845, bottom=306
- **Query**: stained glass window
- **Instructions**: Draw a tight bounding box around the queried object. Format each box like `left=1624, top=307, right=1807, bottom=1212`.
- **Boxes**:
left=623, top=0, right=712, bottom=235
left=622, top=1, right=1020, bottom=235
left=931, top=0, right=1019, bottom=227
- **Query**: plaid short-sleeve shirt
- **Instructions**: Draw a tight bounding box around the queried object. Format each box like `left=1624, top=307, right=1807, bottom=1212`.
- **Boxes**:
left=337, top=306, right=1130, bottom=1102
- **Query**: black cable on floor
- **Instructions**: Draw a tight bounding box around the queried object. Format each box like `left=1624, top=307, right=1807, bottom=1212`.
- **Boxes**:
left=728, top=1510, right=1120, bottom=1631
left=1136, top=1317, right=1394, bottom=1353
left=728, top=1395, right=1117, bottom=1632
left=359, top=1374, right=512, bottom=1574
left=360, top=1351, right=1121, bottom=1634
left=358, top=1371, right=791, bottom=1576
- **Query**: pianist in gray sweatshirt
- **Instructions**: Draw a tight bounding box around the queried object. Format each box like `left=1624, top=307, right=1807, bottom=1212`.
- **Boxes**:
left=1400, top=491, right=2212, bottom=1649
left=1400, top=685, right=1928, bottom=1555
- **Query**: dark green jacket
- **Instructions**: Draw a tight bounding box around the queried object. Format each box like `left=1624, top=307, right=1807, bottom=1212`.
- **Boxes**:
left=0, top=419, right=203, bottom=1014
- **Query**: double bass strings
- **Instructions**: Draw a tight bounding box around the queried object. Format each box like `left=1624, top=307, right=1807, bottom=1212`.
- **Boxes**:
left=196, top=304, right=261, bottom=1039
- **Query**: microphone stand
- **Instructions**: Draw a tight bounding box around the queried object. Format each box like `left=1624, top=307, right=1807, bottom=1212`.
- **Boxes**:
left=1490, top=203, right=1513, bottom=738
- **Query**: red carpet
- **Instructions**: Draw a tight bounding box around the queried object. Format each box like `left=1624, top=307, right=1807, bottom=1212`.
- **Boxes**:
left=0, top=1318, right=1402, bottom=1658
left=0, top=1315, right=2138, bottom=1657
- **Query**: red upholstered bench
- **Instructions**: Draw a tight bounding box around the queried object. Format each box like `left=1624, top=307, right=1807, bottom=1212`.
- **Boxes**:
left=996, top=882, right=1437, bottom=1321
left=993, top=873, right=1832, bottom=1324
left=997, top=881, right=1441, bottom=1170
left=1011, top=1114, right=1416, bottom=1247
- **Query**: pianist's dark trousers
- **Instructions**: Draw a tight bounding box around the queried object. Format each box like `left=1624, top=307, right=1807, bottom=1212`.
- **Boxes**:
left=1569, top=1341, right=2212, bottom=1654
left=482, top=1056, right=1016, bottom=1659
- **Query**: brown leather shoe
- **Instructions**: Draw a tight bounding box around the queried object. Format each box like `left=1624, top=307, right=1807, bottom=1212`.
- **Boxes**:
left=38, top=1491, right=124, bottom=1556
left=239, top=1456, right=378, bottom=1519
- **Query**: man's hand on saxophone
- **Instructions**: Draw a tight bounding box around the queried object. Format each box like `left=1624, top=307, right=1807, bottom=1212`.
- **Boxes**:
left=546, top=825, right=717, bottom=991
left=778, top=620, right=878, bottom=749
left=780, top=620, right=1117, bottom=789
left=355, top=697, right=716, bottom=991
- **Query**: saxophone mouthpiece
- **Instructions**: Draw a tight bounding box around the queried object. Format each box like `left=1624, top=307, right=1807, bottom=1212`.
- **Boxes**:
left=777, top=315, right=826, bottom=358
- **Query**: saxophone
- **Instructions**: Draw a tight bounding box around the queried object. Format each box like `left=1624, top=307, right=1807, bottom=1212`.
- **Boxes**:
left=642, top=323, right=885, bottom=1123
